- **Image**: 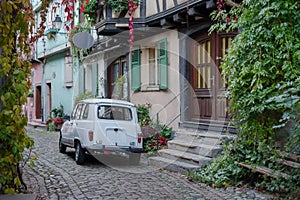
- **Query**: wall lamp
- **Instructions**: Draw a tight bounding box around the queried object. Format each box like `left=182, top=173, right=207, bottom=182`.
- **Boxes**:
left=53, top=14, right=63, bottom=31
left=44, top=15, right=67, bottom=39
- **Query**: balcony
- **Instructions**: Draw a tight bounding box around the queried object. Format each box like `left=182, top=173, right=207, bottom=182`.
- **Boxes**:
left=94, top=0, right=221, bottom=37
left=94, top=1, right=145, bottom=36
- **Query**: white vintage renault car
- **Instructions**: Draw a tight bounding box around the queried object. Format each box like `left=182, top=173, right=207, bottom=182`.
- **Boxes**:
left=59, top=98, right=143, bottom=165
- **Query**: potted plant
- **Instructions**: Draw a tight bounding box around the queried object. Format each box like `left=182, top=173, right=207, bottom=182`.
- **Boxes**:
left=54, top=117, right=64, bottom=130
left=107, top=0, right=139, bottom=17
left=83, top=0, right=104, bottom=23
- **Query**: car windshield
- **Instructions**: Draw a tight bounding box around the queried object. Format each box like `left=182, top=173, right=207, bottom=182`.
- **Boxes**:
left=97, top=105, right=132, bottom=121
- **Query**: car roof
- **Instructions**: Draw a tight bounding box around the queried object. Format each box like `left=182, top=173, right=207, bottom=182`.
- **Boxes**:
left=79, top=98, right=135, bottom=107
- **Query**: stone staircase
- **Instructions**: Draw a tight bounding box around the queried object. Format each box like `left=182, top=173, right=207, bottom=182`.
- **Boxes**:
left=148, top=128, right=235, bottom=174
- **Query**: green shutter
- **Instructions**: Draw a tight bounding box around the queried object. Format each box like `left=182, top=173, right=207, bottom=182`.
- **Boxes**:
left=130, top=47, right=141, bottom=91
left=158, top=38, right=168, bottom=90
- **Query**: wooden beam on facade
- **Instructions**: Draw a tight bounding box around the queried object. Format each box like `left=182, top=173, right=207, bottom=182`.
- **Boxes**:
left=187, top=7, right=208, bottom=18
left=173, top=13, right=185, bottom=23
left=160, top=18, right=176, bottom=28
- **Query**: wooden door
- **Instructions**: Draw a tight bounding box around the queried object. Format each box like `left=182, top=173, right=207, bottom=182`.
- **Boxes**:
left=35, top=85, right=42, bottom=119
left=190, top=32, right=235, bottom=123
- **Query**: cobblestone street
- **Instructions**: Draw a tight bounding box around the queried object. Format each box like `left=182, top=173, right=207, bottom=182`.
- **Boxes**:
left=22, top=126, right=274, bottom=200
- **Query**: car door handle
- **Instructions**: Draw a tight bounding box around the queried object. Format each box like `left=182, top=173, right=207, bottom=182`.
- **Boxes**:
left=114, top=128, right=118, bottom=132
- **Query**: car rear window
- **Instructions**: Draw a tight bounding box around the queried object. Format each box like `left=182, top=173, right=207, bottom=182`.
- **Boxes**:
left=97, top=105, right=132, bottom=121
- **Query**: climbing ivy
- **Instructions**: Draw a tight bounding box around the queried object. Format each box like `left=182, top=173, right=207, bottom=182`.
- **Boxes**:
left=0, top=0, right=50, bottom=194
left=191, top=0, right=300, bottom=196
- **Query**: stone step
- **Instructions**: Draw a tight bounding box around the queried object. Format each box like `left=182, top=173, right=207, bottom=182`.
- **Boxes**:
left=179, top=121, right=237, bottom=134
left=168, top=139, right=223, bottom=157
left=176, top=129, right=229, bottom=139
left=176, top=130, right=236, bottom=145
left=158, top=148, right=212, bottom=166
left=148, top=156, right=201, bottom=175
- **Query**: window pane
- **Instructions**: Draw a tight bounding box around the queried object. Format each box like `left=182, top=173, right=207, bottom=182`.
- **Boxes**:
left=75, top=104, right=84, bottom=119
left=197, top=40, right=211, bottom=89
left=98, top=105, right=132, bottom=121
left=82, top=104, right=89, bottom=119
left=148, top=48, right=156, bottom=85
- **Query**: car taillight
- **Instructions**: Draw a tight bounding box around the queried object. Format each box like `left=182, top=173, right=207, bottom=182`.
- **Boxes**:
left=89, top=130, right=93, bottom=141
left=138, top=133, right=142, bottom=143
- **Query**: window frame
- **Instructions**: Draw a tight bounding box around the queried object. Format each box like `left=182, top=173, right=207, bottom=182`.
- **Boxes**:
left=147, top=46, right=160, bottom=88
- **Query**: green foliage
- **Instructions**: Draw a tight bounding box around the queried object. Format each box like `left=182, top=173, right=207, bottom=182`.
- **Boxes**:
left=46, top=121, right=56, bottom=132
left=144, top=125, right=172, bottom=155
left=190, top=138, right=300, bottom=193
left=74, top=91, right=95, bottom=105
left=190, top=0, right=300, bottom=196
left=136, top=103, right=173, bottom=154
left=223, top=0, right=300, bottom=142
left=113, top=76, right=125, bottom=100
left=51, top=104, right=64, bottom=118
left=0, top=0, right=36, bottom=194
left=69, top=23, right=91, bottom=62
left=105, top=0, right=139, bottom=13
left=83, top=0, right=102, bottom=24
left=136, top=103, right=151, bottom=126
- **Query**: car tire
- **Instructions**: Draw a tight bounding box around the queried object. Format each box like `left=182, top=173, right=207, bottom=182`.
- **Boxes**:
left=75, top=142, right=85, bottom=165
left=129, top=153, right=141, bottom=165
left=59, top=135, right=66, bottom=153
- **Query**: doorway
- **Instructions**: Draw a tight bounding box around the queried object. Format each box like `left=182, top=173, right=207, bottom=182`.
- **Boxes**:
left=190, top=32, right=235, bottom=124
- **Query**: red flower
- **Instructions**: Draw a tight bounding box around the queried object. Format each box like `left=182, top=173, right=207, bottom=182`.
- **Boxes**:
left=46, top=118, right=52, bottom=125
left=54, top=117, right=64, bottom=126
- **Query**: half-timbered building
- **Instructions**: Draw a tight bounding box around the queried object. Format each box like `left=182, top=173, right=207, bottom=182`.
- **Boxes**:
left=84, top=0, right=239, bottom=173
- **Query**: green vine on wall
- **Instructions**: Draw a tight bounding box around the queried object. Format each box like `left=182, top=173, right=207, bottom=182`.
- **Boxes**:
left=191, top=0, right=300, bottom=197
left=0, top=0, right=50, bottom=194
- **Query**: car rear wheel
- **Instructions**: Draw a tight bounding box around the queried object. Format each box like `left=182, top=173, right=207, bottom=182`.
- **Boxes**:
left=129, top=153, right=141, bottom=165
left=75, top=142, right=85, bottom=165
left=59, top=135, right=66, bottom=153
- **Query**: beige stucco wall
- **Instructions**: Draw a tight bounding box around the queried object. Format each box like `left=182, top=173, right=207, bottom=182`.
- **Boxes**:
left=130, top=30, right=180, bottom=131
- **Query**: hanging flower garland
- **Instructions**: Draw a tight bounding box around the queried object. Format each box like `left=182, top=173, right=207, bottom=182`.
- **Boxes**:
left=128, top=0, right=139, bottom=50
left=61, top=0, right=76, bottom=32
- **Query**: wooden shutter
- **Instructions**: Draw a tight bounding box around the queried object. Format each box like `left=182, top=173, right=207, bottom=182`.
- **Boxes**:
left=130, top=47, right=141, bottom=91
left=158, top=38, right=168, bottom=90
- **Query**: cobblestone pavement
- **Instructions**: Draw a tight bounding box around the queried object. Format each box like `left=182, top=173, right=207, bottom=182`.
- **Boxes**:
left=22, top=126, right=274, bottom=200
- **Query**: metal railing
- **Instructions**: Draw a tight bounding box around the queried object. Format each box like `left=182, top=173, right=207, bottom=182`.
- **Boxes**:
left=152, top=85, right=189, bottom=129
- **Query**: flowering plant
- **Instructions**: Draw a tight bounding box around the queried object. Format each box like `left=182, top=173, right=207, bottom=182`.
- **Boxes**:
left=136, top=102, right=151, bottom=126
left=105, top=0, right=139, bottom=13
left=54, top=117, right=64, bottom=126
left=46, top=118, right=53, bottom=125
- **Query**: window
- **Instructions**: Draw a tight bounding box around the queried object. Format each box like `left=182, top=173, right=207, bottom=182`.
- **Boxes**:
left=130, top=38, right=168, bottom=91
left=71, top=104, right=84, bottom=120
left=197, top=40, right=211, bottom=89
left=109, top=57, right=128, bottom=100
left=148, top=47, right=159, bottom=86
left=64, top=55, right=73, bottom=87
left=98, top=105, right=132, bottom=121
left=82, top=104, right=89, bottom=119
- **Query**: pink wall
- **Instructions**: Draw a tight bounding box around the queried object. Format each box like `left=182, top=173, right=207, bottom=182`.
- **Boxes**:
left=26, top=62, right=43, bottom=122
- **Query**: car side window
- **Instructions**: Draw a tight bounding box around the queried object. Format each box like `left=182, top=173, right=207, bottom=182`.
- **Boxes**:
left=71, top=104, right=78, bottom=119
left=82, top=104, right=89, bottom=119
left=75, top=104, right=84, bottom=120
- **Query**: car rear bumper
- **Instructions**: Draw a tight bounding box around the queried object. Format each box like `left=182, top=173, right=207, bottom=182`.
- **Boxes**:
left=86, top=144, right=143, bottom=155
